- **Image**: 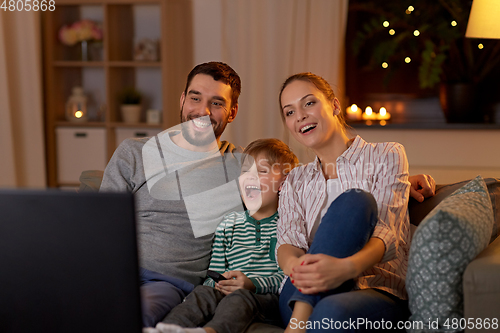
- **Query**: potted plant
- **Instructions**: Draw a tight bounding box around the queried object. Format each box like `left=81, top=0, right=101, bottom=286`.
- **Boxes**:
left=119, top=87, right=142, bottom=123
left=349, top=0, right=500, bottom=122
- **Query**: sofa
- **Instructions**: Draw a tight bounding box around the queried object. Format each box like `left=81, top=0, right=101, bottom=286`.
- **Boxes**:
left=80, top=171, right=500, bottom=333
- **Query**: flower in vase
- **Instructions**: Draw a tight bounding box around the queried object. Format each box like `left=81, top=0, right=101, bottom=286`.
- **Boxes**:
left=59, top=19, right=103, bottom=46
left=59, top=25, right=79, bottom=46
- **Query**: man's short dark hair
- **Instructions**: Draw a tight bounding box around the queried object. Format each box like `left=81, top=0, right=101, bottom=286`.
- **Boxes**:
left=184, top=62, right=241, bottom=108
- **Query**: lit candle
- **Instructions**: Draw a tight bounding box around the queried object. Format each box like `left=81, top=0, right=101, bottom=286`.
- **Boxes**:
left=346, top=104, right=362, bottom=121
left=362, top=106, right=377, bottom=120
left=377, top=107, right=391, bottom=120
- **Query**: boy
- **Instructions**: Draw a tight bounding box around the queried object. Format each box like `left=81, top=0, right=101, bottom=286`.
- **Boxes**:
left=149, top=138, right=299, bottom=333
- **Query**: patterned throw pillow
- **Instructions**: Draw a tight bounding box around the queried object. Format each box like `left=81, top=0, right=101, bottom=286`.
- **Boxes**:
left=406, top=176, right=494, bottom=333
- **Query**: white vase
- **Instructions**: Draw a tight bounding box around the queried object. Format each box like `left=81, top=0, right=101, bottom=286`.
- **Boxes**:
left=121, top=104, right=141, bottom=123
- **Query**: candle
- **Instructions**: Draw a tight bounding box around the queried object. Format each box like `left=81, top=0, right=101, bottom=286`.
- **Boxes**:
left=362, top=106, right=377, bottom=120
left=346, top=104, right=362, bottom=121
left=377, top=107, right=391, bottom=120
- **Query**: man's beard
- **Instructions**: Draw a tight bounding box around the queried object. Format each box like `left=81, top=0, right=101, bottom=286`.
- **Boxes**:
left=180, top=110, right=228, bottom=147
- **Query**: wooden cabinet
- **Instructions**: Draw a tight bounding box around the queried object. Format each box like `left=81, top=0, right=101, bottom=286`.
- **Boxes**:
left=43, top=0, right=193, bottom=187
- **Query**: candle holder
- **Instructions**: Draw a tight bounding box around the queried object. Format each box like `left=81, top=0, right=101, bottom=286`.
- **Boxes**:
left=66, top=86, right=88, bottom=122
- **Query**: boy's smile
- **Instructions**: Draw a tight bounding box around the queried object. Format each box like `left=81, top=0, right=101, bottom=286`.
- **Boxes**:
left=239, top=154, right=285, bottom=220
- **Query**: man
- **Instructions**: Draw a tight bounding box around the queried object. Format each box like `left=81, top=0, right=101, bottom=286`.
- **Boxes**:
left=100, top=62, right=435, bottom=327
left=101, top=62, right=244, bottom=327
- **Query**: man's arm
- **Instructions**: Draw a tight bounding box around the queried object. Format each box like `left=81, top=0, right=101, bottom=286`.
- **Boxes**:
left=100, top=140, right=136, bottom=192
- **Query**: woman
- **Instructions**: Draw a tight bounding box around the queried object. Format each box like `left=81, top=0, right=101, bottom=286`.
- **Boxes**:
left=277, top=73, right=412, bottom=332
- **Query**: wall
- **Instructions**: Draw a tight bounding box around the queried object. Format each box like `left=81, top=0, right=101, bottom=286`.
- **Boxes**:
left=353, top=128, right=500, bottom=184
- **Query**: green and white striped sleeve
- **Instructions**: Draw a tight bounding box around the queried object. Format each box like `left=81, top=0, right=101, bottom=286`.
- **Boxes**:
left=203, top=215, right=232, bottom=287
left=250, top=270, right=285, bottom=294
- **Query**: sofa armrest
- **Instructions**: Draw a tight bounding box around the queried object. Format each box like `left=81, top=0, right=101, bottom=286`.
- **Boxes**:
left=463, top=235, right=500, bottom=332
left=78, top=170, right=103, bottom=192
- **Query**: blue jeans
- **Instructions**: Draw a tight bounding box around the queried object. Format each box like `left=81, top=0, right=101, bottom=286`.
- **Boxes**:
left=279, top=190, right=409, bottom=332
left=140, top=268, right=194, bottom=327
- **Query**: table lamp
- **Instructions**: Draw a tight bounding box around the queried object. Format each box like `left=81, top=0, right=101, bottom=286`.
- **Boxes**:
left=466, top=0, right=500, bottom=39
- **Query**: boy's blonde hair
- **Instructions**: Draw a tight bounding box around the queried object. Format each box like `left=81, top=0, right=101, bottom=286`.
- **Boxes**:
left=242, top=138, right=299, bottom=175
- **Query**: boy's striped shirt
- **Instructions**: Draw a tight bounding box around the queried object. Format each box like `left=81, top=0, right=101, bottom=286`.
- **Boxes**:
left=203, top=211, right=285, bottom=294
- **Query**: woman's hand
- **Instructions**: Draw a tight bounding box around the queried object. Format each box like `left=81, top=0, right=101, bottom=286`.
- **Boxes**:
left=215, top=271, right=256, bottom=295
left=290, top=238, right=385, bottom=294
left=409, top=174, right=436, bottom=202
left=289, top=253, right=356, bottom=294
left=277, top=244, right=307, bottom=276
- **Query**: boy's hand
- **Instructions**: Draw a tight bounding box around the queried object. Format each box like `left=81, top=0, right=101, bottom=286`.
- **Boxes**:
left=215, top=271, right=256, bottom=295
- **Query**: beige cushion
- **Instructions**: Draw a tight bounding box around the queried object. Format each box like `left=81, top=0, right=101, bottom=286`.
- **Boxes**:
left=463, top=235, right=500, bottom=322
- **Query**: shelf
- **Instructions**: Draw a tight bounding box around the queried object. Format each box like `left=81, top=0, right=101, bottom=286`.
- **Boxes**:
left=110, top=122, right=162, bottom=129
left=53, top=61, right=106, bottom=67
left=52, top=61, right=161, bottom=67
left=43, top=0, right=193, bottom=187
left=55, top=121, right=106, bottom=127
left=108, top=61, right=161, bottom=67
left=349, top=122, right=500, bottom=130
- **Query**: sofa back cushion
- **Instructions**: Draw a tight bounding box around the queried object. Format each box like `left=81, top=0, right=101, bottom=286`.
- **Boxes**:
left=409, top=177, right=500, bottom=243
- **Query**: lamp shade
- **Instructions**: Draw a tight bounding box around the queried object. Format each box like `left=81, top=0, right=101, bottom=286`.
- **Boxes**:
left=466, top=0, right=500, bottom=39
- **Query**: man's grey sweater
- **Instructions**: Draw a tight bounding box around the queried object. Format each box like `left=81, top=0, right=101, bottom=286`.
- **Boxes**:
left=100, top=130, right=242, bottom=286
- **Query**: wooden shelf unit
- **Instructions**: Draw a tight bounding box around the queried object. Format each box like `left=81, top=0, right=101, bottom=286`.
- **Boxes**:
left=43, top=0, right=193, bottom=187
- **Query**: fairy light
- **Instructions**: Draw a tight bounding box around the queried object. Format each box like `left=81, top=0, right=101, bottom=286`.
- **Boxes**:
left=451, top=21, right=457, bottom=27
left=478, top=43, right=484, bottom=49
left=75, top=111, right=83, bottom=118
left=382, top=62, right=389, bottom=69
left=351, top=104, right=358, bottom=112
left=408, top=6, right=414, bottom=12
left=414, top=30, right=420, bottom=36
left=389, top=29, right=396, bottom=35
left=380, top=107, right=387, bottom=116
left=405, top=57, right=411, bottom=63
left=365, top=106, right=373, bottom=115
left=383, top=21, right=390, bottom=28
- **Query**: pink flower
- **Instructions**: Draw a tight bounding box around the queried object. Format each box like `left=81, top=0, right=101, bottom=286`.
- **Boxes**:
left=58, top=19, right=103, bottom=46
left=59, top=25, right=79, bottom=46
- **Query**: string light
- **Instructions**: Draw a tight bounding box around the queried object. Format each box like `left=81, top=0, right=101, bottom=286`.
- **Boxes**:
left=478, top=43, right=484, bottom=49
left=408, top=6, right=414, bottom=12
left=383, top=21, right=390, bottom=28
left=405, top=57, right=411, bottom=63
left=451, top=21, right=457, bottom=27
left=414, top=30, right=420, bottom=36
left=389, top=29, right=395, bottom=35
left=382, top=62, right=389, bottom=69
